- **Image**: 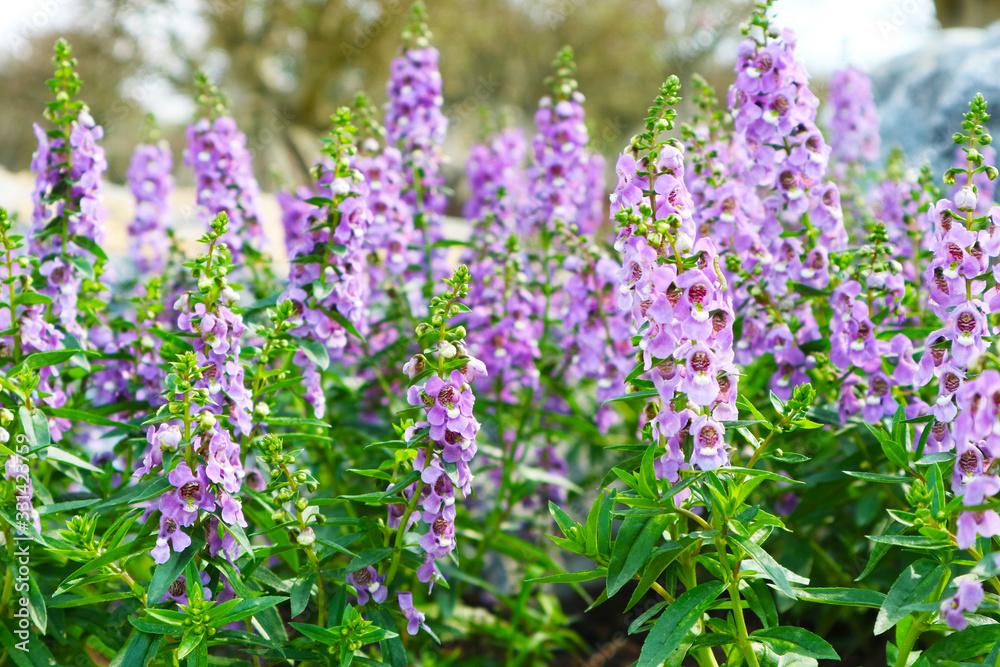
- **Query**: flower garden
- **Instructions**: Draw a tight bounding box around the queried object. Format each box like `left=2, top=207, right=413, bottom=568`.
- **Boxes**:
left=2, top=1, right=1000, bottom=665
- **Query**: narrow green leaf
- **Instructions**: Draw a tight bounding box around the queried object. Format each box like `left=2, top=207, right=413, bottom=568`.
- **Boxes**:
left=793, top=587, right=886, bottom=608
left=750, top=626, right=839, bottom=660
left=526, top=569, right=606, bottom=584
left=42, top=446, right=101, bottom=472
left=731, top=534, right=798, bottom=600
left=921, top=625, right=1000, bottom=662
left=210, top=596, right=287, bottom=627
left=875, top=560, right=947, bottom=635
left=347, top=548, right=394, bottom=573
left=368, top=605, right=407, bottom=667
left=147, top=531, right=207, bottom=605
left=299, top=339, right=330, bottom=371
left=607, top=515, right=669, bottom=597
left=290, top=573, right=317, bottom=618
left=857, top=521, right=907, bottom=581
left=634, top=582, right=726, bottom=667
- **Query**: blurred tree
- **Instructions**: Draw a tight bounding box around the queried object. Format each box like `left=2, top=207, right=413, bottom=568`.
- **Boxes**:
left=933, top=0, right=1000, bottom=27
left=0, top=0, right=757, bottom=189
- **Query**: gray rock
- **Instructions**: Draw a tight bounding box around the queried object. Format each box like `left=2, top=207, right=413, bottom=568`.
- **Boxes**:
left=872, top=20, right=1000, bottom=175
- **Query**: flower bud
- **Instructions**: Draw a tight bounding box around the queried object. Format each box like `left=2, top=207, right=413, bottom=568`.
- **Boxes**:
left=956, top=185, right=977, bottom=212
left=296, top=527, right=316, bottom=546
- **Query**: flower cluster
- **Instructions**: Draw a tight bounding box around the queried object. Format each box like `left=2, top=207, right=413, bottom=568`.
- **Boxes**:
left=134, top=214, right=250, bottom=564
left=728, top=15, right=845, bottom=249
left=281, top=109, right=372, bottom=417
left=464, top=125, right=528, bottom=237
left=384, top=1, right=448, bottom=284
left=827, top=66, right=881, bottom=170
left=29, top=40, right=108, bottom=338
left=394, top=266, right=486, bottom=613
left=524, top=47, right=603, bottom=236
left=353, top=95, right=414, bottom=279
left=614, top=77, right=739, bottom=486
left=184, top=75, right=266, bottom=263
left=126, top=138, right=174, bottom=275
left=869, top=147, right=936, bottom=283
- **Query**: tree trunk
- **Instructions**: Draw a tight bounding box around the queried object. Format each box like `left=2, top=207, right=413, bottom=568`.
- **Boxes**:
left=934, top=0, right=1000, bottom=27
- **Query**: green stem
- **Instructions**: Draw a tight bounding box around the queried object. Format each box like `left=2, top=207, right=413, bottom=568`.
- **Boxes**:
left=715, top=536, right=759, bottom=667
left=893, top=568, right=951, bottom=667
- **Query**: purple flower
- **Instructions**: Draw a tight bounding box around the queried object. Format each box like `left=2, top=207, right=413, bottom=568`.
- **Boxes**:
left=397, top=591, right=426, bottom=635
left=940, top=579, right=984, bottom=630
left=126, top=141, right=174, bottom=274
left=29, top=111, right=108, bottom=337
left=689, top=416, right=728, bottom=471
left=151, top=515, right=192, bottom=565
left=160, top=462, right=216, bottom=528
left=957, top=510, right=1000, bottom=549
left=161, top=572, right=211, bottom=606
left=184, top=116, right=266, bottom=261
left=347, top=566, right=387, bottom=606
left=827, top=66, right=880, bottom=167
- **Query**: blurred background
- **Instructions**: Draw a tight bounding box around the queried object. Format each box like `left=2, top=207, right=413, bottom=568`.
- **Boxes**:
left=0, top=0, right=996, bottom=243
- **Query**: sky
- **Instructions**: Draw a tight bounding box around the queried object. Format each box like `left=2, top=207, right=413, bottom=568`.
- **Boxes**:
left=0, top=0, right=941, bottom=112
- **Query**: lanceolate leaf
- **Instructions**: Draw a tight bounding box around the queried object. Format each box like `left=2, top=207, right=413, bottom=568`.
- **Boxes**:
left=634, top=582, right=725, bottom=667
left=730, top=534, right=799, bottom=600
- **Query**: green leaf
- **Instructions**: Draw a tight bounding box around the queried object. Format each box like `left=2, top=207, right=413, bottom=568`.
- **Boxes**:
left=526, top=569, right=606, bottom=584
left=857, top=521, right=907, bottom=581
left=110, top=631, right=161, bottom=667
left=548, top=501, right=577, bottom=537
left=731, top=534, right=798, bottom=600
left=290, top=573, right=317, bottom=618
left=750, top=627, right=839, bottom=660
left=793, top=587, right=886, bottom=608
left=626, top=545, right=687, bottom=613
left=13, top=349, right=88, bottom=373
left=325, top=305, right=367, bottom=344
left=46, top=407, right=138, bottom=430
left=18, top=407, right=49, bottom=451
left=585, top=493, right=601, bottom=558
left=865, top=535, right=950, bottom=549
left=14, top=292, right=51, bottom=306
left=634, top=582, right=726, bottom=667
left=264, top=416, right=331, bottom=428
left=607, top=515, right=670, bottom=597
left=0, top=621, right=57, bottom=666
left=347, top=548, right=393, bottom=573
left=177, top=631, right=203, bottom=660
left=921, top=625, right=1000, bottom=662
left=219, top=516, right=255, bottom=561
left=601, top=389, right=659, bottom=406
left=70, top=234, right=109, bottom=260
left=147, top=530, right=207, bottom=605
left=744, top=578, right=778, bottom=629
left=299, top=339, right=330, bottom=371
left=57, top=537, right=156, bottom=594
left=866, top=423, right=908, bottom=469
left=875, top=560, right=947, bottom=635
left=844, top=471, right=907, bottom=483
left=26, top=574, right=46, bottom=632
left=210, top=596, right=287, bottom=627
left=598, top=491, right=613, bottom=558
left=368, top=605, right=407, bottom=667
left=42, top=446, right=101, bottom=472
left=67, top=254, right=96, bottom=280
